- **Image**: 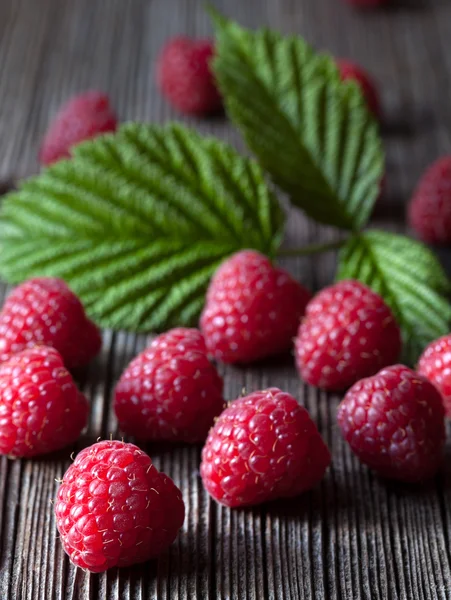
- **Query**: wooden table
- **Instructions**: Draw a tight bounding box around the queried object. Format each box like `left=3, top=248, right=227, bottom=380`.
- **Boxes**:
left=0, top=0, right=450, bottom=598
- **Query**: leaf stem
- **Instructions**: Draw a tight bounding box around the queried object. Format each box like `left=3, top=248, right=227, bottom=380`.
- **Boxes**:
left=277, top=238, right=346, bottom=258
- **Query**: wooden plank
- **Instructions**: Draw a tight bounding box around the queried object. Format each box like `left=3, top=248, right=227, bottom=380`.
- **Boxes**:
left=0, top=0, right=450, bottom=598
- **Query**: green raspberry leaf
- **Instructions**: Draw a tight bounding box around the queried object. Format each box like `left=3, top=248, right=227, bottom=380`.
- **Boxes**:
left=337, top=230, right=451, bottom=364
left=210, top=9, right=384, bottom=231
left=0, top=123, right=284, bottom=332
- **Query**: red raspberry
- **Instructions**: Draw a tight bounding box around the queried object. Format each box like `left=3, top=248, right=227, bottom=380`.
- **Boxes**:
left=157, top=37, right=222, bottom=116
left=337, top=60, right=380, bottom=117
left=200, top=388, right=330, bottom=507
left=0, top=277, right=101, bottom=369
left=200, top=250, right=311, bottom=364
left=39, top=91, right=118, bottom=166
left=337, top=365, right=445, bottom=482
left=295, top=280, right=401, bottom=390
left=417, top=334, right=451, bottom=417
left=114, top=328, right=224, bottom=443
left=0, top=346, right=88, bottom=458
left=55, top=440, right=185, bottom=572
left=408, top=156, right=451, bottom=245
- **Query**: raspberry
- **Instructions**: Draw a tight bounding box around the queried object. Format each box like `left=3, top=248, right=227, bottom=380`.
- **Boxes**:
left=200, top=388, right=330, bottom=507
left=418, top=334, right=451, bottom=417
left=157, top=37, right=222, bottom=116
left=200, top=250, right=311, bottom=364
left=337, top=365, right=445, bottom=482
left=0, top=346, right=88, bottom=458
left=55, top=440, right=185, bottom=572
left=0, top=277, right=101, bottom=369
left=295, top=280, right=401, bottom=390
left=408, top=156, right=451, bottom=245
left=337, top=60, right=380, bottom=117
left=39, top=91, right=117, bottom=166
left=114, top=328, right=224, bottom=443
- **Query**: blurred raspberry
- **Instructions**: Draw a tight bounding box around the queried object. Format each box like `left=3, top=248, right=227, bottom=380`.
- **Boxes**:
left=337, top=59, right=381, bottom=117
left=408, top=156, right=451, bottom=245
left=39, top=90, right=117, bottom=165
left=157, top=37, right=222, bottom=115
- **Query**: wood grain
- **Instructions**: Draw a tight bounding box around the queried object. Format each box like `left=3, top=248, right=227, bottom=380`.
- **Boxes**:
left=0, top=0, right=450, bottom=598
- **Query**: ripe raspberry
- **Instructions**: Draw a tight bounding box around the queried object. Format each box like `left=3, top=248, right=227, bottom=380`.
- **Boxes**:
left=337, top=60, right=380, bottom=117
left=337, top=365, right=445, bottom=482
left=0, top=277, right=101, bottom=369
left=55, top=440, right=185, bottom=572
left=200, top=250, right=311, bottom=364
left=417, top=334, right=451, bottom=417
left=39, top=91, right=118, bottom=166
left=114, top=328, right=224, bottom=443
left=408, top=156, right=451, bottom=245
left=157, top=37, right=222, bottom=116
left=295, top=280, right=401, bottom=390
left=200, top=388, right=330, bottom=507
left=0, top=346, right=88, bottom=458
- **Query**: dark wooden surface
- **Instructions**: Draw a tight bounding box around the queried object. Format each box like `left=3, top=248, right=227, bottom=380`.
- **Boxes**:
left=0, top=0, right=450, bottom=598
